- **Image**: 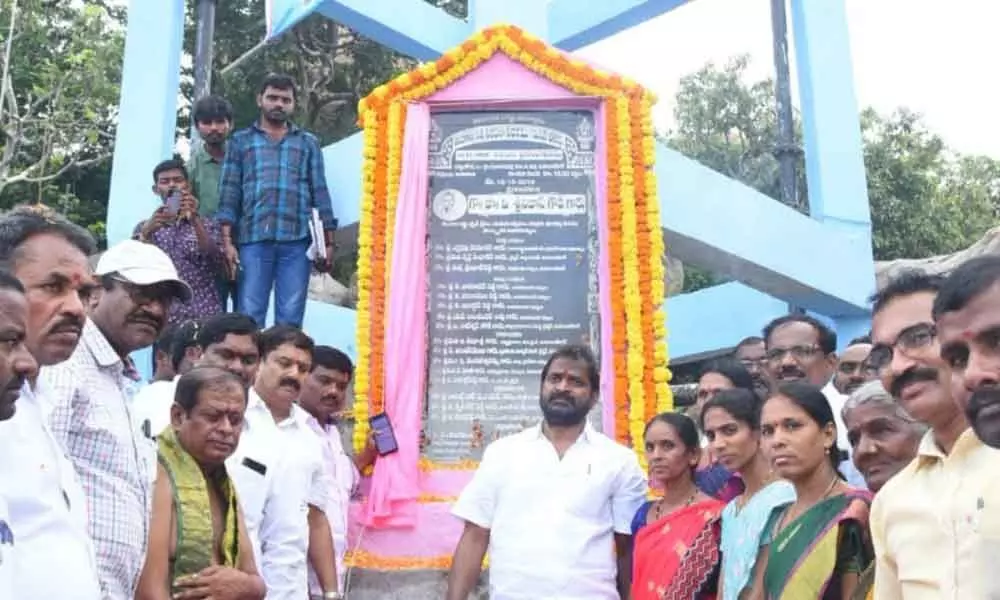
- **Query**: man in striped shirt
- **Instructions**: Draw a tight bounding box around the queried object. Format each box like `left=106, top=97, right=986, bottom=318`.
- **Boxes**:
left=216, top=74, right=337, bottom=329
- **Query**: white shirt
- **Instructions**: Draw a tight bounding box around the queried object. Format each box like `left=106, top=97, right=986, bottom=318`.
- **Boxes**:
left=130, top=377, right=178, bottom=439
left=0, top=494, right=13, bottom=599
left=43, top=319, right=154, bottom=599
left=226, top=387, right=328, bottom=600
left=303, top=415, right=358, bottom=595
left=0, top=382, right=101, bottom=599
left=452, top=423, right=647, bottom=600
left=822, top=381, right=867, bottom=489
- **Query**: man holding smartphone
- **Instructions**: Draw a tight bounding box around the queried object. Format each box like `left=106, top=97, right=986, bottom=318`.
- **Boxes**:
left=134, top=159, right=225, bottom=325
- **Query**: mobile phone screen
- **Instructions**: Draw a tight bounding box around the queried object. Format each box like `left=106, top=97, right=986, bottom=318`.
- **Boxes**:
left=369, top=412, right=399, bottom=456
left=165, top=192, right=181, bottom=214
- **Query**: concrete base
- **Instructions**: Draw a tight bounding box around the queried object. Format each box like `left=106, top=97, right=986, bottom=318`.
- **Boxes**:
left=342, top=569, right=488, bottom=599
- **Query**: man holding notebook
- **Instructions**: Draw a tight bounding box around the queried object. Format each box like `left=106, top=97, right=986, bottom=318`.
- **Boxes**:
left=217, top=73, right=337, bottom=328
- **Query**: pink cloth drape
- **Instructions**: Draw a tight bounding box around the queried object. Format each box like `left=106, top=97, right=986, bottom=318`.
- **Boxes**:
left=362, top=102, right=430, bottom=528
left=593, top=102, right=616, bottom=438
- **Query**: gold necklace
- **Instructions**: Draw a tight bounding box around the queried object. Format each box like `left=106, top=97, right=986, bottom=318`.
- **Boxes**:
left=652, top=489, right=697, bottom=521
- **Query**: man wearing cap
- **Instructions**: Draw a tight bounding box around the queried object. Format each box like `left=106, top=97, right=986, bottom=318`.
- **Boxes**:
left=44, top=239, right=193, bottom=599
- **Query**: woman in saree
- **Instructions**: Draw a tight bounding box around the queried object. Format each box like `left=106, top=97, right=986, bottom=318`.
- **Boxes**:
left=632, top=412, right=724, bottom=600
left=693, top=360, right=757, bottom=501
left=750, top=381, right=873, bottom=600
left=840, top=381, right=924, bottom=600
left=699, top=388, right=795, bottom=600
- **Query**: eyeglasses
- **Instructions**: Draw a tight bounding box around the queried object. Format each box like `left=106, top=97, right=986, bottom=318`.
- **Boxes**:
left=866, top=322, right=936, bottom=373
left=110, top=276, right=178, bottom=307
left=765, top=345, right=822, bottom=364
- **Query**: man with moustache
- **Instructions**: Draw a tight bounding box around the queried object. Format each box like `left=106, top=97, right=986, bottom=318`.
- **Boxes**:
left=867, top=269, right=1000, bottom=600
left=933, top=256, right=1000, bottom=448
left=761, top=314, right=864, bottom=487
left=297, top=346, right=378, bottom=597
left=446, top=345, right=647, bottom=600
left=44, top=239, right=193, bottom=599
left=0, top=205, right=102, bottom=599
left=217, top=74, right=337, bottom=329
left=124, top=311, right=300, bottom=593
left=0, top=271, right=44, bottom=598
left=933, top=256, right=1000, bottom=600
left=233, top=325, right=340, bottom=599
left=833, top=335, right=876, bottom=396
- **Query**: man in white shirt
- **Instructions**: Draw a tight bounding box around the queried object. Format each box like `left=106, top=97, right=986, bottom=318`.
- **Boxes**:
left=446, top=345, right=648, bottom=600
left=761, top=314, right=866, bottom=488
left=0, top=205, right=102, bottom=599
left=0, top=271, right=41, bottom=597
left=44, top=239, right=193, bottom=599
left=228, top=325, right=342, bottom=600
left=298, top=345, right=378, bottom=596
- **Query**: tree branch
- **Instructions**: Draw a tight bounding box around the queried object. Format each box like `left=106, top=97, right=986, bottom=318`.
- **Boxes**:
left=0, top=151, right=111, bottom=194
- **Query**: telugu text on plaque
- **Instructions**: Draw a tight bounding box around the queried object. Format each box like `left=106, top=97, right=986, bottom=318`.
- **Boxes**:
left=423, top=110, right=601, bottom=463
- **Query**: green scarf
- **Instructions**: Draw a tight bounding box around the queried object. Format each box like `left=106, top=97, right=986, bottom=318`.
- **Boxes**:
left=157, top=428, right=240, bottom=581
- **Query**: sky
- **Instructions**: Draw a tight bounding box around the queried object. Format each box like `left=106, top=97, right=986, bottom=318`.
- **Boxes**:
left=575, top=0, right=999, bottom=158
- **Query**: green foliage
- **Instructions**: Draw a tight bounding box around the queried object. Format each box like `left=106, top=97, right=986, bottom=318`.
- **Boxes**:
left=666, top=55, right=999, bottom=292
left=0, top=0, right=124, bottom=239
left=862, top=108, right=998, bottom=260
left=665, top=55, right=808, bottom=213
left=193, top=0, right=468, bottom=145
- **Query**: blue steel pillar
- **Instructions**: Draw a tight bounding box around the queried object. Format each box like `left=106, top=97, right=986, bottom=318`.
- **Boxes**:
left=790, top=0, right=871, bottom=238
left=106, top=0, right=184, bottom=246
left=107, top=0, right=184, bottom=380
left=790, top=0, right=874, bottom=338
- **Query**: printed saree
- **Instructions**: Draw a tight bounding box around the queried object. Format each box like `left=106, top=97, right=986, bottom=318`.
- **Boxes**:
left=632, top=498, right=725, bottom=600
left=158, top=428, right=241, bottom=582
left=762, top=491, right=873, bottom=600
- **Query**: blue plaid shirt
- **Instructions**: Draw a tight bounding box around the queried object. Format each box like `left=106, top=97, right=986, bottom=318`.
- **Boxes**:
left=216, top=122, right=337, bottom=244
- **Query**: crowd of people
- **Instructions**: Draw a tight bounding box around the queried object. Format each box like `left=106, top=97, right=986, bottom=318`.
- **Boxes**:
left=134, top=73, right=336, bottom=330
left=0, top=72, right=362, bottom=600
left=445, top=262, right=1000, bottom=600
left=0, top=68, right=998, bottom=600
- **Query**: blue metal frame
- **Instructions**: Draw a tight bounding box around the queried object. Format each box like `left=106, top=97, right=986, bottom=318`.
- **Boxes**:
left=108, top=0, right=873, bottom=369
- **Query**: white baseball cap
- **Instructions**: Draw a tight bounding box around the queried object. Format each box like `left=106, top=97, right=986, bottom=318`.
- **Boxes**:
left=96, top=240, right=193, bottom=302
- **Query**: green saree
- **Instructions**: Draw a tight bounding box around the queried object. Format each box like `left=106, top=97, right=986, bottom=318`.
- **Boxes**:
left=762, top=491, right=873, bottom=600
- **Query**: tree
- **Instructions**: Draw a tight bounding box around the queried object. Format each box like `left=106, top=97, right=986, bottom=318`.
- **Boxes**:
left=188, top=0, right=468, bottom=144
left=665, top=55, right=807, bottom=213
left=0, top=1, right=123, bottom=208
left=666, top=55, right=999, bottom=291
left=862, top=108, right=997, bottom=260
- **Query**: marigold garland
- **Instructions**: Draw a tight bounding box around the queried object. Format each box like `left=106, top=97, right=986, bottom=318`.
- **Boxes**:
left=355, top=24, right=672, bottom=464
left=352, top=110, right=379, bottom=452
left=629, top=94, right=658, bottom=430
left=615, top=96, right=649, bottom=470
left=604, top=101, right=630, bottom=448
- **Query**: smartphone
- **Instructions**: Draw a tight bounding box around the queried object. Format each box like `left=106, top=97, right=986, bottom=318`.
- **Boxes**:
left=369, top=412, right=399, bottom=456
left=165, top=190, right=182, bottom=215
